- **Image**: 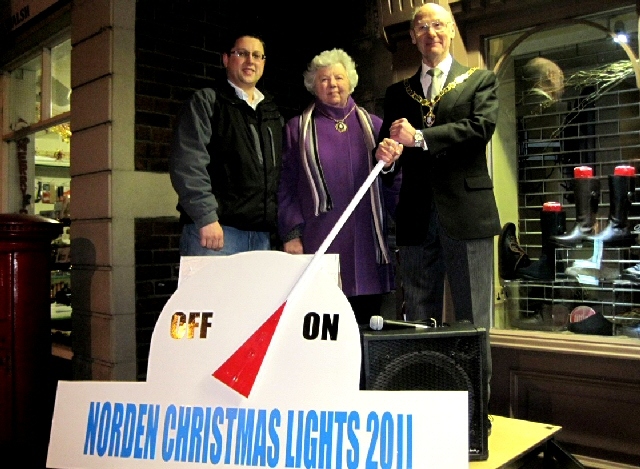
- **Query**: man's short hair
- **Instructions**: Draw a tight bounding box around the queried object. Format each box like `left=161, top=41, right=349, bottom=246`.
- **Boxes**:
left=223, top=31, right=266, bottom=54
left=411, top=2, right=453, bottom=25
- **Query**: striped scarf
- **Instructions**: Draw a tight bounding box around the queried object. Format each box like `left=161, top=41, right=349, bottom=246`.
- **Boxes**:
left=299, top=102, right=390, bottom=264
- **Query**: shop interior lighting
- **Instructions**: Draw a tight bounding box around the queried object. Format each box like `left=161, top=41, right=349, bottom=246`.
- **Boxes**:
left=613, top=20, right=628, bottom=44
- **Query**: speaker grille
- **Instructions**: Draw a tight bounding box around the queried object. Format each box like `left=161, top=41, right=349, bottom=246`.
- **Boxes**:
left=360, top=324, right=488, bottom=461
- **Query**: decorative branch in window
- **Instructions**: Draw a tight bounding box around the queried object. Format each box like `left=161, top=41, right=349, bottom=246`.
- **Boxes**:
left=564, top=60, right=635, bottom=111
left=548, top=60, right=635, bottom=141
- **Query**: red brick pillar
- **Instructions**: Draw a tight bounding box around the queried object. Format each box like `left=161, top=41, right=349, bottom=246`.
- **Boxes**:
left=0, top=214, right=62, bottom=465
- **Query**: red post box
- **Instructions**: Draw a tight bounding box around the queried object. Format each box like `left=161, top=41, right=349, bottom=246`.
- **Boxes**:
left=0, top=214, right=62, bottom=466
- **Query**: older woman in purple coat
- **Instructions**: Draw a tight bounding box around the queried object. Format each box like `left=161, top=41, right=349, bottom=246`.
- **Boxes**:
left=278, top=48, right=402, bottom=325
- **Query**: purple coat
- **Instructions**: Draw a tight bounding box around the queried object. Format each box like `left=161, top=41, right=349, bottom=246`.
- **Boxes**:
left=278, top=97, right=401, bottom=297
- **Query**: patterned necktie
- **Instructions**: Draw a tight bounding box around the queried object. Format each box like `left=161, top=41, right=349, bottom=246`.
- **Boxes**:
left=427, top=68, right=442, bottom=100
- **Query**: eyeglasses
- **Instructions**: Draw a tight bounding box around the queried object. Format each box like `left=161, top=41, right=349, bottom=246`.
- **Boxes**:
left=229, top=49, right=266, bottom=61
left=414, top=20, right=450, bottom=35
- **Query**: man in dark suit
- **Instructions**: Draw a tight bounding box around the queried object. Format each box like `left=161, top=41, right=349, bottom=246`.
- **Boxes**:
left=375, top=2, right=500, bottom=333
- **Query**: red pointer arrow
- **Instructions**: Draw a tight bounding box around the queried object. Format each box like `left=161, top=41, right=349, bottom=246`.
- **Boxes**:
left=213, top=160, right=387, bottom=397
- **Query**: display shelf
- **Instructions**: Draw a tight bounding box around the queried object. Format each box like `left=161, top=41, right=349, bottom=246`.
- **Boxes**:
left=503, top=246, right=640, bottom=337
left=35, top=154, right=70, bottom=167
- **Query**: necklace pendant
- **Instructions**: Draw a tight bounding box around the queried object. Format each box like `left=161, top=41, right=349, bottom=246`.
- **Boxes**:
left=335, top=121, right=347, bottom=133
left=425, top=112, right=435, bottom=127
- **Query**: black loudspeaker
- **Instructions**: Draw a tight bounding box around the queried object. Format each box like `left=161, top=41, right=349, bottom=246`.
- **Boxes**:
left=360, top=323, right=489, bottom=461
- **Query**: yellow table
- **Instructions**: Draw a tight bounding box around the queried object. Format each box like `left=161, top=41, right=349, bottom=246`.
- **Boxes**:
left=470, top=415, right=572, bottom=468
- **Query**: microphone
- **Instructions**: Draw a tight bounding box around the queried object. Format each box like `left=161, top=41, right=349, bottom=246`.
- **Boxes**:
left=369, top=315, right=434, bottom=331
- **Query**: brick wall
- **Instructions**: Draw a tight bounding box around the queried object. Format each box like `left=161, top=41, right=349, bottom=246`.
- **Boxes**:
left=134, top=217, right=181, bottom=380
left=134, top=0, right=382, bottom=173
left=133, top=0, right=386, bottom=379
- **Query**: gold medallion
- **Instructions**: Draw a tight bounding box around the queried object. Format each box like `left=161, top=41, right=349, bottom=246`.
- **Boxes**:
left=425, top=111, right=435, bottom=127
left=316, top=105, right=357, bottom=133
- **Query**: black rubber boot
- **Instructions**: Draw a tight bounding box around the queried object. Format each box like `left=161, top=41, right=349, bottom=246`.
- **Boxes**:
left=498, top=222, right=530, bottom=280
left=551, top=177, right=600, bottom=247
left=518, top=206, right=566, bottom=280
left=587, top=173, right=637, bottom=247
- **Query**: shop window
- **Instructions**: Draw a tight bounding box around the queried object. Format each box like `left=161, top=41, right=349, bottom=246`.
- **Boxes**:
left=1, top=37, right=72, bottom=349
left=488, top=8, right=640, bottom=338
left=50, top=40, right=72, bottom=119
left=2, top=38, right=71, bottom=215
left=8, top=54, right=42, bottom=126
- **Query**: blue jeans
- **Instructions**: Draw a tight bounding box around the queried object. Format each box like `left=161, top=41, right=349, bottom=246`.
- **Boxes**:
left=179, top=224, right=271, bottom=256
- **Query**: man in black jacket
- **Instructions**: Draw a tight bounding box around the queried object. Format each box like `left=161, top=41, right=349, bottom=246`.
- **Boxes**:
left=375, top=3, right=500, bottom=330
left=170, top=32, right=283, bottom=256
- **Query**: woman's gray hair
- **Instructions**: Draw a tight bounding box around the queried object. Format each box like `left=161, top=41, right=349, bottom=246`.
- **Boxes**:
left=303, top=48, right=358, bottom=95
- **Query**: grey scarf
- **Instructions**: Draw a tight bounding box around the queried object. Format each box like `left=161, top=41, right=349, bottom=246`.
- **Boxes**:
left=298, top=103, right=390, bottom=264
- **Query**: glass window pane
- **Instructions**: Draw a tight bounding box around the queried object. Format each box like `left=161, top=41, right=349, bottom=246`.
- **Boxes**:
left=489, top=8, right=640, bottom=333
left=9, top=55, right=41, bottom=128
left=34, top=124, right=71, bottom=218
left=51, top=39, right=71, bottom=117
left=35, top=124, right=71, bottom=166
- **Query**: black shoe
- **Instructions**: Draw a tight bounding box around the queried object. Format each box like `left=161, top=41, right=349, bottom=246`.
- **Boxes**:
left=499, top=223, right=530, bottom=280
left=516, top=254, right=555, bottom=280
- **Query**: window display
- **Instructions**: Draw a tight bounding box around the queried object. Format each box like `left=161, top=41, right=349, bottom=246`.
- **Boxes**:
left=489, top=9, right=640, bottom=339
left=1, top=37, right=72, bottom=349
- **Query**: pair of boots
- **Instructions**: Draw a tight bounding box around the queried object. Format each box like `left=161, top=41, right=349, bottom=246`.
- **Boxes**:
left=499, top=166, right=637, bottom=281
left=499, top=203, right=566, bottom=281
left=551, top=166, right=637, bottom=248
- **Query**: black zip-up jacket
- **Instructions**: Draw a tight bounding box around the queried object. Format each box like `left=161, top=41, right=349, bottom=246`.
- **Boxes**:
left=169, top=82, right=283, bottom=232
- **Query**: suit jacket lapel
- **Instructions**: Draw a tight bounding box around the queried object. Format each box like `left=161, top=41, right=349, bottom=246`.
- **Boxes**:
left=408, top=67, right=424, bottom=98
left=404, top=68, right=426, bottom=126
left=438, top=60, right=470, bottom=111
left=443, top=60, right=468, bottom=87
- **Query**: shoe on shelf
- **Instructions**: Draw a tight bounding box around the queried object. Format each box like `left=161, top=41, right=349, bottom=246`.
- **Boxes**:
left=624, top=262, right=640, bottom=277
left=516, top=255, right=555, bottom=280
left=499, top=222, right=530, bottom=280
left=565, top=262, right=620, bottom=281
left=568, top=307, right=613, bottom=336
